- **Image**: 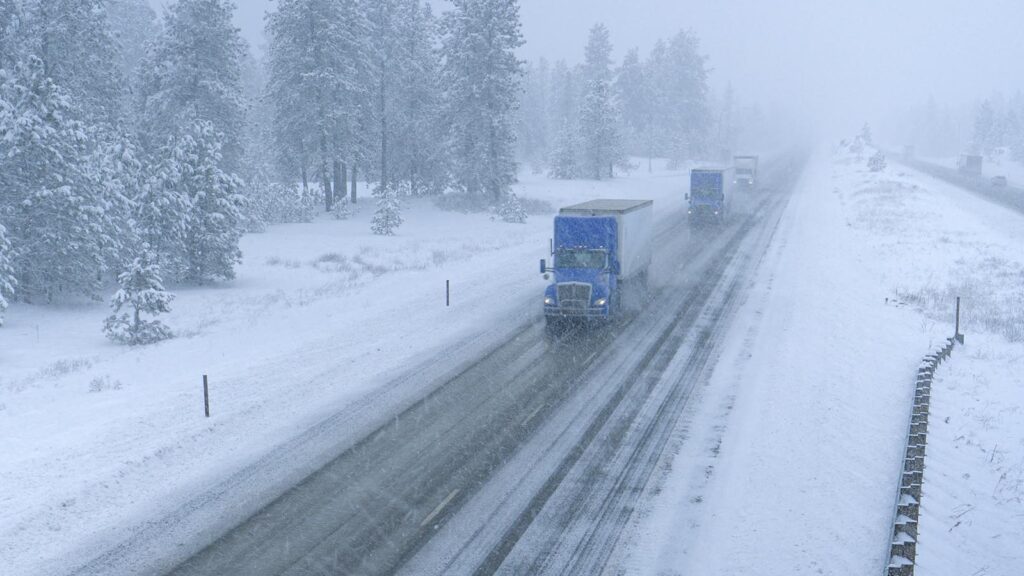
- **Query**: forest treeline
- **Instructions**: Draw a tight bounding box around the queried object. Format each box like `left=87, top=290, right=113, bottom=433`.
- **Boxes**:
left=0, top=0, right=722, bottom=330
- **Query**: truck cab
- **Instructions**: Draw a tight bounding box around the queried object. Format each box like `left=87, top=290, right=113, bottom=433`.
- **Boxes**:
left=688, top=168, right=731, bottom=226
left=543, top=217, right=617, bottom=319
left=733, top=155, right=759, bottom=188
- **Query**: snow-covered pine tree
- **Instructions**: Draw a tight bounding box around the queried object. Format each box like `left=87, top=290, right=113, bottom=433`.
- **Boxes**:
left=868, top=150, right=887, bottom=172
left=497, top=192, right=527, bottom=223
left=137, top=134, right=193, bottom=280
left=0, top=223, right=15, bottom=326
left=651, top=31, right=710, bottom=167
left=0, top=56, right=112, bottom=301
left=178, top=121, right=246, bottom=283
left=616, top=47, right=652, bottom=169
left=267, top=0, right=368, bottom=204
left=518, top=58, right=551, bottom=173
left=548, top=118, right=580, bottom=179
left=371, top=184, right=403, bottom=236
left=859, top=122, right=874, bottom=147
left=0, top=0, right=23, bottom=70
left=92, top=130, right=144, bottom=274
left=138, top=0, right=246, bottom=172
left=106, top=0, right=159, bottom=84
left=374, top=0, right=447, bottom=196
left=579, top=77, right=625, bottom=179
left=103, top=249, right=174, bottom=345
left=441, top=0, right=524, bottom=203
left=20, top=0, right=126, bottom=124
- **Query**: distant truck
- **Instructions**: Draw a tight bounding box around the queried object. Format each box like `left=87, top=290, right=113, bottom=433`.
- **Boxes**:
left=733, top=155, right=759, bottom=187
left=688, top=168, right=731, bottom=225
left=541, top=199, right=654, bottom=330
left=957, top=154, right=983, bottom=176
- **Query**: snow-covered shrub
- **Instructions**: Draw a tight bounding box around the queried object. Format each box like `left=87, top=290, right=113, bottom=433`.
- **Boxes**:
left=333, top=195, right=353, bottom=220
left=859, top=122, right=873, bottom=146
left=371, top=185, right=404, bottom=236
left=868, top=150, right=887, bottom=172
left=0, top=223, right=15, bottom=327
left=103, top=251, right=175, bottom=346
left=497, top=192, right=528, bottom=223
left=849, top=137, right=865, bottom=156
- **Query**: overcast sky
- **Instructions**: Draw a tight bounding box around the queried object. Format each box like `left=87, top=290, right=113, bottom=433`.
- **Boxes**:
left=150, top=0, right=1024, bottom=136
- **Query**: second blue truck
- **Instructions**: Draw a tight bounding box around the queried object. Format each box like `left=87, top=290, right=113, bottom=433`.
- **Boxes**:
left=688, top=168, right=731, bottom=226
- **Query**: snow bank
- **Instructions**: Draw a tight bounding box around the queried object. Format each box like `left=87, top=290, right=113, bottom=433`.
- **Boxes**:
left=624, top=145, right=1024, bottom=575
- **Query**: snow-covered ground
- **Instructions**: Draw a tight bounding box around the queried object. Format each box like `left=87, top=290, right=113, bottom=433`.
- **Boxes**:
left=917, top=335, right=1024, bottom=576
left=0, top=163, right=694, bottom=575
left=622, top=145, right=1024, bottom=574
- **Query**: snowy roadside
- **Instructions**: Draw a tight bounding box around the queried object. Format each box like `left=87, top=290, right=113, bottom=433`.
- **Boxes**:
left=0, top=165, right=691, bottom=575
left=620, top=145, right=1024, bottom=574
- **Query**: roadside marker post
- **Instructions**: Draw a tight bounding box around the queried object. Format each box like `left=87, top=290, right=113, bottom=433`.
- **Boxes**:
left=203, top=375, right=210, bottom=418
left=955, top=296, right=965, bottom=344
left=446, top=280, right=450, bottom=307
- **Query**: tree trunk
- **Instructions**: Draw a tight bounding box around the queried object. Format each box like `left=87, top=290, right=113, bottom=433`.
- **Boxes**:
left=333, top=160, right=343, bottom=208
left=340, top=162, right=347, bottom=202
left=301, top=164, right=309, bottom=194
left=351, top=165, right=358, bottom=204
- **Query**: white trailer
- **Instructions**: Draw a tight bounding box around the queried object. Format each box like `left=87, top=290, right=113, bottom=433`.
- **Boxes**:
left=558, top=199, right=654, bottom=282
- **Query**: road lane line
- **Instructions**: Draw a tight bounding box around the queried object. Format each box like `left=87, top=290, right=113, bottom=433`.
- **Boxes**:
left=521, top=404, right=544, bottom=426
left=420, top=489, right=460, bottom=528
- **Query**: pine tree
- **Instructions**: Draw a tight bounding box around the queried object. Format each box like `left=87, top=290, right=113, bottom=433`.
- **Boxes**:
left=577, top=24, right=625, bottom=179
left=517, top=58, right=551, bottom=173
left=179, top=121, right=246, bottom=283
left=0, top=56, right=113, bottom=301
left=22, top=0, right=126, bottom=124
left=868, top=150, right=887, bottom=172
left=549, top=118, right=580, bottom=179
left=139, top=0, right=246, bottom=171
left=0, top=223, right=16, bottom=326
left=137, top=135, right=193, bottom=278
left=441, top=0, right=524, bottom=203
left=107, top=0, right=159, bottom=82
left=267, top=0, right=369, bottom=204
left=616, top=47, right=651, bottom=168
left=368, top=0, right=446, bottom=196
left=650, top=31, right=710, bottom=166
left=371, top=184, right=403, bottom=236
left=103, top=249, right=174, bottom=345
left=859, top=122, right=874, bottom=146
left=497, top=192, right=527, bottom=223
left=0, top=0, right=24, bottom=70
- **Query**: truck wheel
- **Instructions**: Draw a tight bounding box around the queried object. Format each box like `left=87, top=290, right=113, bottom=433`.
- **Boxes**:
left=545, top=318, right=563, bottom=339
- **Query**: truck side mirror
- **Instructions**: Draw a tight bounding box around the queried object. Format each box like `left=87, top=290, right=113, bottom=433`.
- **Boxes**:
left=540, top=259, right=547, bottom=274
left=610, top=261, right=620, bottom=275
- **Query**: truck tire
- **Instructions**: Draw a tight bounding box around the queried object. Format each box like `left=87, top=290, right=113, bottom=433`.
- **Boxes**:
left=544, top=317, right=564, bottom=339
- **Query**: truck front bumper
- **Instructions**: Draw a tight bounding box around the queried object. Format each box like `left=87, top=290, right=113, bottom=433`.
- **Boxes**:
left=544, top=305, right=609, bottom=319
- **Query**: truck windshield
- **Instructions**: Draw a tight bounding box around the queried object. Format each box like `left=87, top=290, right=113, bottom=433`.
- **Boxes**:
left=556, top=249, right=608, bottom=269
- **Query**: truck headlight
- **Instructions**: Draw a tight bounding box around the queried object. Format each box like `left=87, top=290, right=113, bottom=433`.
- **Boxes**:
left=544, top=297, right=555, bottom=305
left=594, top=298, right=607, bottom=307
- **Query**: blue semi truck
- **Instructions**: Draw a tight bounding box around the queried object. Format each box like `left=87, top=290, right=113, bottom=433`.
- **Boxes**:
left=540, top=199, right=654, bottom=331
left=688, top=168, right=731, bottom=225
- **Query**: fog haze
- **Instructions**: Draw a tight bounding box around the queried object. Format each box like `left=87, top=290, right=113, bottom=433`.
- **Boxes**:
left=152, top=0, right=1024, bottom=137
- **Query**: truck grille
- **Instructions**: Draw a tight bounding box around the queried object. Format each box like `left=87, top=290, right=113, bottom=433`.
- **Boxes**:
left=557, top=283, right=591, bottom=313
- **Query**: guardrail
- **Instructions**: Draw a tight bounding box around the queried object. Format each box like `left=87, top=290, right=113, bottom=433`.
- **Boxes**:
left=883, top=335, right=959, bottom=575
